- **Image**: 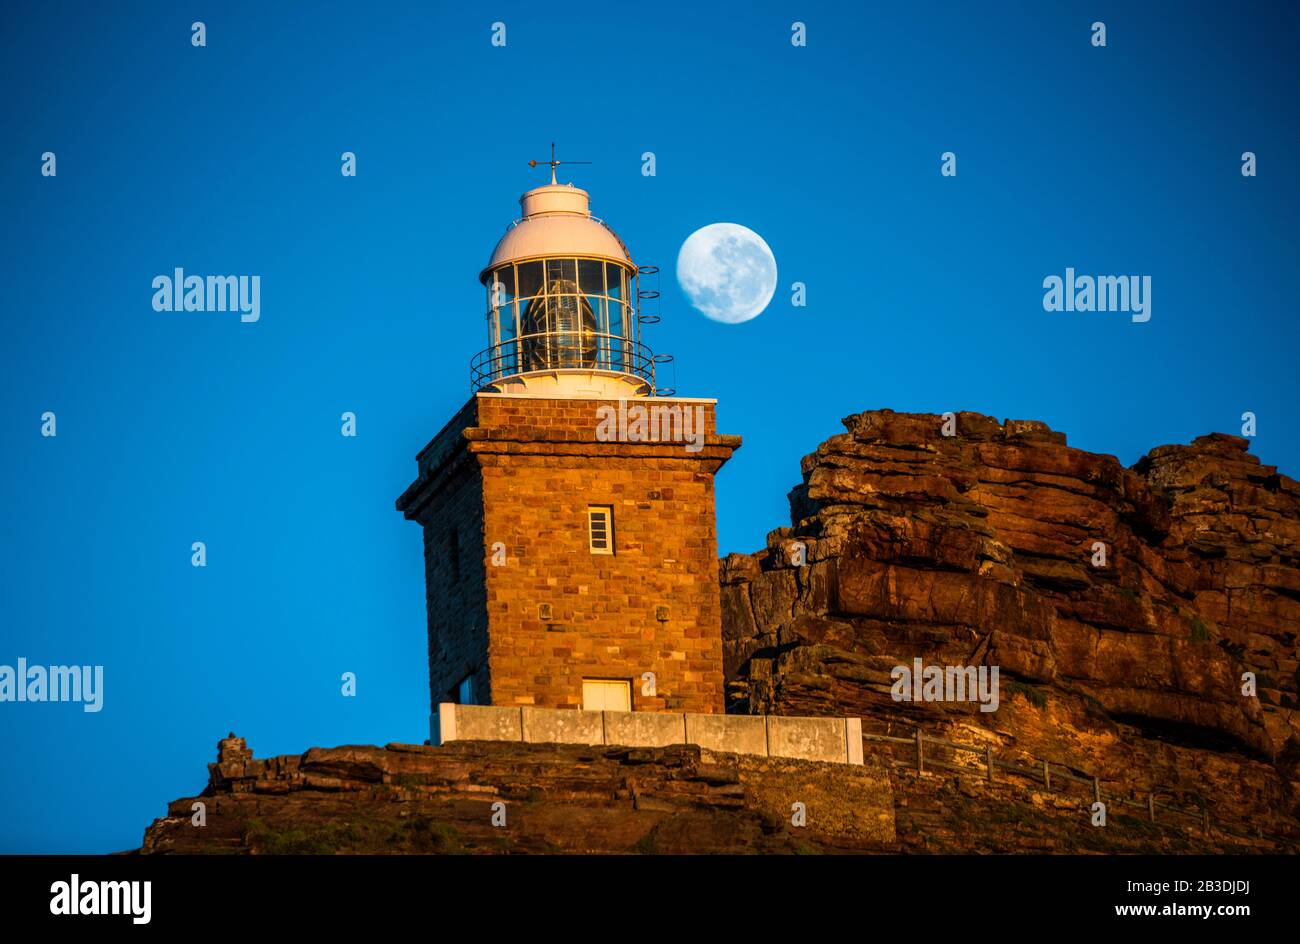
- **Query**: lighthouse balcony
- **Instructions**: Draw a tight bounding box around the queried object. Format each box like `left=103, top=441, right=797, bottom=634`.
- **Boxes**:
left=470, top=331, right=662, bottom=396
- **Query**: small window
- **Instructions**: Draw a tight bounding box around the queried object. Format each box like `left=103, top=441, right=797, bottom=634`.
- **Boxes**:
left=588, top=505, right=614, bottom=554
left=582, top=679, right=631, bottom=712
left=457, top=674, right=476, bottom=706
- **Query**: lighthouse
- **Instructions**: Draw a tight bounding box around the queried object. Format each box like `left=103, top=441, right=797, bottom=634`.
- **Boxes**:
left=396, top=155, right=740, bottom=737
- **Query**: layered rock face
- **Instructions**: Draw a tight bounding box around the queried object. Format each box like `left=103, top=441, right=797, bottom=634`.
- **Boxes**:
left=721, top=410, right=1300, bottom=837
left=139, top=734, right=895, bottom=854
left=139, top=733, right=1254, bottom=854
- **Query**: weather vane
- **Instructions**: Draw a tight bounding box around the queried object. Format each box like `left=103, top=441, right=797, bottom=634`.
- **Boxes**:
left=529, top=142, right=591, bottom=185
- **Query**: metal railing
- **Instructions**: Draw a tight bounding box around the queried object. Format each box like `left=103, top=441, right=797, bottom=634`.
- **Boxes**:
left=470, top=330, right=658, bottom=392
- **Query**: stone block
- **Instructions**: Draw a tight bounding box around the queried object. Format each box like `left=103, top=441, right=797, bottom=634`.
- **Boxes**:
left=766, top=716, right=847, bottom=763
left=684, top=713, right=768, bottom=756
left=603, top=710, right=687, bottom=747
left=521, top=706, right=605, bottom=745
left=435, top=703, right=522, bottom=745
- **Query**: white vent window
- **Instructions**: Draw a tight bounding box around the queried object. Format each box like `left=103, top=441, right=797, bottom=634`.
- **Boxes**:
left=582, top=679, right=631, bottom=712
left=588, top=505, right=614, bottom=555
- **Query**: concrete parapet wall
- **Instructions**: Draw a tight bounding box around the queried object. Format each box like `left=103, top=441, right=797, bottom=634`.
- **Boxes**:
left=432, top=704, right=863, bottom=765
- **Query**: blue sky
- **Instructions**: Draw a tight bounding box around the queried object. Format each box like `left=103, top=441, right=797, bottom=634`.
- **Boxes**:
left=1, top=1, right=1297, bottom=852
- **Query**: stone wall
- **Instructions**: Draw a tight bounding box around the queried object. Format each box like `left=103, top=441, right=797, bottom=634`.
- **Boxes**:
left=399, top=392, right=741, bottom=715
left=421, top=465, right=489, bottom=706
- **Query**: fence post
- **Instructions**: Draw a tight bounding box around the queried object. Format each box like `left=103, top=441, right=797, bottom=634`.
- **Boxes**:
left=915, top=729, right=924, bottom=773
left=986, top=743, right=994, bottom=783
left=1043, top=760, right=1051, bottom=790
left=1148, top=794, right=1156, bottom=823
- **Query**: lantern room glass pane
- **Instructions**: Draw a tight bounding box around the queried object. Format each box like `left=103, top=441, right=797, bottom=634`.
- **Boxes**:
left=611, top=303, right=627, bottom=369
left=608, top=298, right=625, bottom=340
left=578, top=260, right=604, bottom=297
left=485, top=266, right=518, bottom=378
left=605, top=263, right=623, bottom=303
left=517, top=261, right=544, bottom=302
left=487, top=267, right=516, bottom=312
left=586, top=293, right=606, bottom=366
left=546, top=258, right=577, bottom=287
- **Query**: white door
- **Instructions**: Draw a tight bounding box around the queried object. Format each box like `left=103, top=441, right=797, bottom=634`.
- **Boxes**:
left=582, top=679, right=631, bottom=712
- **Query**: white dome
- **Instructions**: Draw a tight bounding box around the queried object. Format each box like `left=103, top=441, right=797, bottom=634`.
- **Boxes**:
left=481, top=184, right=632, bottom=281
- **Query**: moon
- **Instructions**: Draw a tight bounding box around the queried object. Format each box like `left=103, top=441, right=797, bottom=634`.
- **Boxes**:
left=676, top=223, right=777, bottom=324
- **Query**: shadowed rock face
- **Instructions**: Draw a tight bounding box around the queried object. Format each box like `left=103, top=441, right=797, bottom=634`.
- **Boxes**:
left=721, top=410, right=1300, bottom=836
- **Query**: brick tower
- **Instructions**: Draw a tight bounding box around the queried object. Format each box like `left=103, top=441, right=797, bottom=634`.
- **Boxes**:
left=397, top=161, right=739, bottom=738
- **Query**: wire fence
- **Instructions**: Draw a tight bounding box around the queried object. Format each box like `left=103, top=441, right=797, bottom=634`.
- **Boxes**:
left=863, top=726, right=1297, bottom=850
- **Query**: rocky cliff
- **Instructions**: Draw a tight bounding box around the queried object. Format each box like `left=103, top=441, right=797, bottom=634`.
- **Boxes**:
left=139, top=733, right=1266, bottom=854
left=721, top=410, right=1300, bottom=841
left=139, top=734, right=896, bottom=854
